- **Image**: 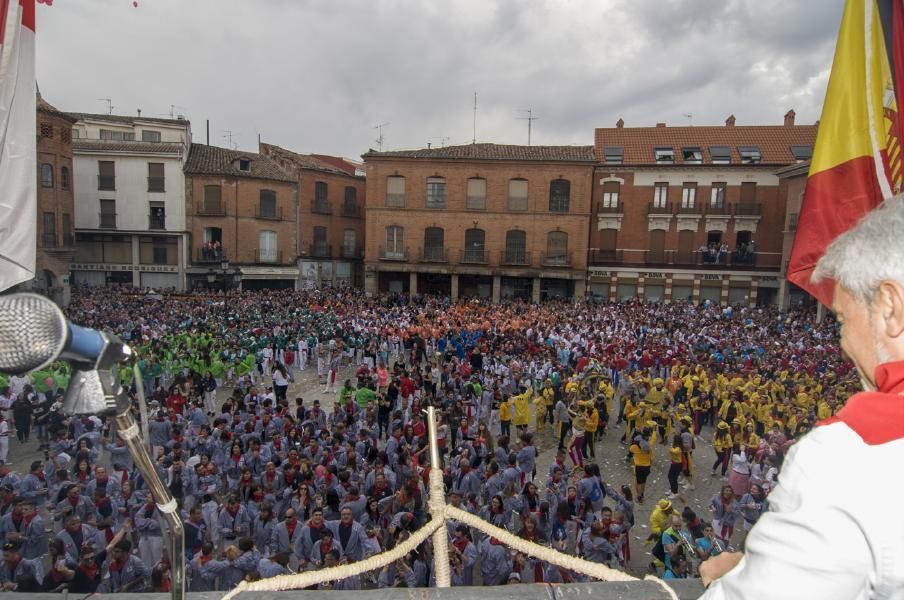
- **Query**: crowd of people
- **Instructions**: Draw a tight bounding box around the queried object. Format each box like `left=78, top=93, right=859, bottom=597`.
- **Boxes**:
left=0, top=285, right=854, bottom=592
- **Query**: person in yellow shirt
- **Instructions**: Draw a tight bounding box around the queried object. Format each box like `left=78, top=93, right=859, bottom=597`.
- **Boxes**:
left=533, top=393, right=547, bottom=433
left=743, top=421, right=760, bottom=448
left=584, top=403, right=599, bottom=459
left=666, top=434, right=685, bottom=499
left=711, top=421, right=732, bottom=478
left=499, top=395, right=512, bottom=437
left=542, top=379, right=556, bottom=427
left=629, top=423, right=657, bottom=503
left=511, top=385, right=532, bottom=435
left=621, top=395, right=638, bottom=444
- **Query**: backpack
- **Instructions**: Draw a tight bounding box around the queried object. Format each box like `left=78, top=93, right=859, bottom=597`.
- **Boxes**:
left=589, top=480, right=603, bottom=503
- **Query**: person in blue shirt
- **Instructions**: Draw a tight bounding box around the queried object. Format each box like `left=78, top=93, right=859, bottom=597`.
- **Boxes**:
left=663, top=553, right=689, bottom=579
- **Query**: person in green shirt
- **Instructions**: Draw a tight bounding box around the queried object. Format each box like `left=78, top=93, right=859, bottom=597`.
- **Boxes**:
left=355, top=382, right=377, bottom=410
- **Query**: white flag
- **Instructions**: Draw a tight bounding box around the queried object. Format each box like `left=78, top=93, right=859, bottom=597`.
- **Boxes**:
left=0, top=0, right=36, bottom=292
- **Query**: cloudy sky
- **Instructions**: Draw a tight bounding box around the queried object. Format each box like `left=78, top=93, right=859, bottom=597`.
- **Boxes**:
left=36, top=0, right=842, bottom=158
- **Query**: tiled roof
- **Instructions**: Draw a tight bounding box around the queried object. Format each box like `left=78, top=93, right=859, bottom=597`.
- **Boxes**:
left=66, top=112, right=189, bottom=126
left=310, top=154, right=364, bottom=177
left=37, top=96, right=77, bottom=123
left=362, top=143, right=597, bottom=162
left=184, top=143, right=295, bottom=182
left=259, top=143, right=350, bottom=177
left=73, top=140, right=183, bottom=154
left=595, top=124, right=818, bottom=166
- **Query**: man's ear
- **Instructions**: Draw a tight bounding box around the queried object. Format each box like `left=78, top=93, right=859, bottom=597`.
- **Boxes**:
left=876, top=280, right=904, bottom=339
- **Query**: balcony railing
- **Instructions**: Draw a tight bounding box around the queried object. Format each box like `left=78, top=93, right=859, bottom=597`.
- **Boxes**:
left=588, top=249, right=623, bottom=264
left=254, top=249, right=282, bottom=264
left=62, top=234, right=74, bottom=248
left=97, top=175, right=115, bottom=191
left=312, top=200, right=333, bottom=215
left=197, top=247, right=227, bottom=263
left=340, top=245, right=362, bottom=259
left=676, top=203, right=702, bottom=215
left=342, top=204, right=361, bottom=218
left=379, top=246, right=409, bottom=261
left=460, top=248, right=489, bottom=264
left=255, top=206, right=283, bottom=220
left=420, top=247, right=449, bottom=263
left=598, top=201, right=623, bottom=213
left=500, top=249, right=531, bottom=266
left=149, top=215, right=166, bottom=230
left=647, top=202, right=672, bottom=215
left=41, top=234, right=57, bottom=248
left=704, top=203, right=730, bottom=215
left=542, top=251, right=573, bottom=267
left=645, top=249, right=667, bottom=264
left=197, top=203, right=226, bottom=216
left=309, top=242, right=332, bottom=258
left=673, top=250, right=697, bottom=265
left=734, top=203, right=762, bottom=216
left=98, top=212, right=117, bottom=229
left=147, top=177, right=165, bottom=193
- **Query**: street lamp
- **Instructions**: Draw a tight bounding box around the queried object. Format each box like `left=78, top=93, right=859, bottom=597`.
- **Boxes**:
left=207, top=261, right=243, bottom=319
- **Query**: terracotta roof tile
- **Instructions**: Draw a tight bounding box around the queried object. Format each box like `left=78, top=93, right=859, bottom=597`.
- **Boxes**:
left=362, top=143, right=596, bottom=162
left=73, top=140, right=183, bottom=154
left=259, top=143, right=350, bottom=177
left=595, top=124, right=818, bottom=166
left=184, top=143, right=295, bottom=182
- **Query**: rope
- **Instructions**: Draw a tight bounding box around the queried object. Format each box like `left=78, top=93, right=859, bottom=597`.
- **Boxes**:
left=428, top=468, right=451, bottom=587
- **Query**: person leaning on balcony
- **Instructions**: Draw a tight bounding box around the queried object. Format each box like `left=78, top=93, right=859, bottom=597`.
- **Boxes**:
left=699, top=196, right=904, bottom=599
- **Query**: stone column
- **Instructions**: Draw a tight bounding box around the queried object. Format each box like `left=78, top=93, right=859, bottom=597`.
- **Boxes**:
left=721, top=277, right=730, bottom=307
left=131, top=235, right=140, bottom=287
left=692, top=278, right=701, bottom=304
left=409, top=271, right=418, bottom=296
left=749, top=280, right=758, bottom=308
left=778, top=280, right=791, bottom=311
left=573, top=278, right=586, bottom=300
left=532, top=277, right=541, bottom=303
left=491, top=275, right=501, bottom=303
left=451, top=273, right=459, bottom=301
left=364, top=268, right=378, bottom=296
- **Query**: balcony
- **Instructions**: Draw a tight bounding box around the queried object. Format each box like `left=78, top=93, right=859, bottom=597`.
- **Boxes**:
left=254, top=249, right=282, bottom=264
left=673, top=250, right=698, bottom=266
left=309, top=242, right=332, bottom=258
left=500, top=249, right=531, bottom=266
left=460, top=248, right=489, bottom=264
left=542, top=251, right=573, bottom=267
left=734, top=203, right=762, bottom=216
left=98, top=213, right=117, bottom=229
left=588, top=249, right=623, bottom=265
left=645, top=249, right=667, bottom=265
left=148, top=214, right=166, bottom=230
left=97, top=175, right=115, bottom=191
left=341, top=204, right=361, bottom=218
left=419, top=247, right=449, bottom=263
left=41, top=233, right=57, bottom=248
left=255, top=206, right=283, bottom=221
left=197, top=247, right=227, bottom=263
left=597, top=201, right=623, bottom=213
left=676, top=203, right=702, bottom=215
left=379, top=246, right=409, bottom=261
left=197, top=203, right=226, bottom=216
left=147, top=177, right=165, bottom=193
left=704, top=203, right=730, bottom=215
left=312, top=200, right=333, bottom=215
left=340, top=245, right=362, bottom=259
left=647, top=202, right=672, bottom=215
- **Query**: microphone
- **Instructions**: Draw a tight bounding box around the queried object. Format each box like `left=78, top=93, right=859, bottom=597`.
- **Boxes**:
left=0, top=293, right=108, bottom=375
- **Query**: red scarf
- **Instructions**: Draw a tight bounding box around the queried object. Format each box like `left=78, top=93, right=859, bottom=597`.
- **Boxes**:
left=285, top=520, right=297, bottom=537
left=197, top=554, right=213, bottom=566
left=109, top=558, right=125, bottom=573
left=452, top=539, right=468, bottom=553
left=820, top=361, right=904, bottom=444
left=226, top=504, right=240, bottom=518
left=79, top=562, right=99, bottom=580
left=34, top=471, right=45, bottom=482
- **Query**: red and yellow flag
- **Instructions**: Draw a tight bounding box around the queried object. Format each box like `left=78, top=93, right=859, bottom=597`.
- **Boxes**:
left=788, top=0, right=904, bottom=306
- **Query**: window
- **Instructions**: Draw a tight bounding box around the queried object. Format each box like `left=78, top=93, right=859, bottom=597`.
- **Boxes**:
left=710, top=183, right=726, bottom=208
left=546, top=231, right=568, bottom=265
left=654, top=147, right=675, bottom=163
left=239, top=159, right=251, bottom=171
left=548, top=179, right=570, bottom=212
left=71, top=128, right=80, bottom=140
left=147, top=162, right=165, bottom=192
left=425, top=176, right=446, bottom=209
left=601, top=181, right=620, bottom=209
left=385, top=226, right=404, bottom=258
left=709, top=146, right=732, bottom=165
left=599, top=228, right=617, bottom=251
left=740, top=182, right=757, bottom=203
left=508, top=178, right=528, bottom=211
left=152, top=246, right=168, bottom=265
left=738, top=146, right=762, bottom=164
left=40, top=123, right=53, bottom=138
left=604, top=146, right=624, bottom=165
left=790, top=145, right=813, bottom=161
left=682, top=147, right=703, bottom=164
left=313, top=181, right=330, bottom=213
left=789, top=212, right=799, bottom=231
left=504, top=230, right=527, bottom=264
left=259, top=189, right=277, bottom=219
left=149, top=202, right=166, bottom=229
left=312, top=226, right=328, bottom=257
left=342, top=229, right=356, bottom=257
left=648, top=229, right=666, bottom=263
left=40, top=163, right=53, bottom=188
left=203, top=185, right=223, bottom=214
left=386, top=176, right=406, bottom=207
left=99, top=199, right=116, bottom=228
left=653, top=182, right=669, bottom=208
left=466, top=177, right=486, bottom=210
left=141, top=130, right=162, bottom=142
left=61, top=166, right=70, bottom=190
left=62, top=213, right=72, bottom=246
left=99, top=129, right=135, bottom=141
left=423, top=227, right=445, bottom=261
left=42, top=212, right=56, bottom=247
left=343, top=186, right=357, bottom=215
left=258, top=230, right=277, bottom=262
left=98, top=161, right=115, bottom=190
left=464, top=228, right=486, bottom=262
left=681, top=183, right=697, bottom=208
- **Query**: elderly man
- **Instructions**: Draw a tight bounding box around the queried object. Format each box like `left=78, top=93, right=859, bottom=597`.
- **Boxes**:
left=700, top=198, right=904, bottom=597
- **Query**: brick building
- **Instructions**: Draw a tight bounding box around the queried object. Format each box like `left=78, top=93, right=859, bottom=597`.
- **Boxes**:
left=775, top=160, right=816, bottom=309
left=260, top=143, right=366, bottom=288
left=184, top=143, right=299, bottom=289
left=32, top=96, right=77, bottom=306
left=362, top=143, right=594, bottom=301
left=588, top=112, right=817, bottom=306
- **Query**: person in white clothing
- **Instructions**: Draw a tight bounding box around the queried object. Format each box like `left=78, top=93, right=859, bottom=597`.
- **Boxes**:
left=0, top=413, right=8, bottom=464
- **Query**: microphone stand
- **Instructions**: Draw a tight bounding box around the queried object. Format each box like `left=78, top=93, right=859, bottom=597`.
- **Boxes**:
left=62, top=333, right=184, bottom=600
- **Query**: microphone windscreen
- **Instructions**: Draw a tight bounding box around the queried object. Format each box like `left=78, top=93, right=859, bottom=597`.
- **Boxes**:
left=0, top=293, right=68, bottom=375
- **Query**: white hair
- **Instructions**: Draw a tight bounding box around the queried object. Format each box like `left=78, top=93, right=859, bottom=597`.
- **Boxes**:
left=812, top=194, right=904, bottom=305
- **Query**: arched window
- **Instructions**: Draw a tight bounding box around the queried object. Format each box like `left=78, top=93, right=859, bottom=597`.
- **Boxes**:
left=60, top=166, right=70, bottom=190
left=546, top=231, right=568, bottom=265
left=504, top=230, right=527, bottom=264
left=549, top=179, right=570, bottom=212
left=41, top=163, right=54, bottom=188
left=463, top=228, right=486, bottom=263
left=423, top=227, right=445, bottom=262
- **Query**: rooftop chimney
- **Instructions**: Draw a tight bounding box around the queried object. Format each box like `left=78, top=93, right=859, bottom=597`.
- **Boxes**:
left=616, top=118, right=624, bottom=128
left=784, top=109, right=796, bottom=126
left=725, top=115, right=736, bottom=127
left=655, top=122, right=666, bottom=128
left=137, top=108, right=141, bottom=117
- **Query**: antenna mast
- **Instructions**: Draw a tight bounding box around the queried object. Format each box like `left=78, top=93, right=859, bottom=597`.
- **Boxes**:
left=221, top=130, right=237, bottom=150
left=518, top=109, right=539, bottom=146
left=97, top=98, right=114, bottom=114
left=374, top=122, right=389, bottom=152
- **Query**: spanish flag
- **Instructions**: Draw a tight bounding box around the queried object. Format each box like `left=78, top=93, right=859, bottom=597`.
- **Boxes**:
left=788, top=0, right=904, bottom=306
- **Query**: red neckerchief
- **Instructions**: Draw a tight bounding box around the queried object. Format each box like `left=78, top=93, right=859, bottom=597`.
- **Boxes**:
left=104, top=527, right=115, bottom=543
left=319, top=540, right=331, bottom=555
left=34, top=471, right=45, bottom=482
left=69, top=496, right=79, bottom=507
left=285, top=520, right=297, bottom=537
left=77, top=472, right=88, bottom=482
left=79, top=562, right=99, bottom=580
left=489, top=537, right=503, bottom=545
left=452, top=539, right=468, bottom=553
left=820, top=361, right=904, bottom=444
left=265, top=471, right=276, bottom=482
left=116, top=468, right=129, bottom=483
left=109, top=558, right=126, bottom=572
left=226, top=504, right=240, bottom=518
left=198, top=554, right=213, bottom=566
left=94, top=496, right=109, bottom=508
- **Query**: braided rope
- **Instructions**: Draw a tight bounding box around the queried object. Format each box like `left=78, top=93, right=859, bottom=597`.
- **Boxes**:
left=428, top=468, right=451, bottom=586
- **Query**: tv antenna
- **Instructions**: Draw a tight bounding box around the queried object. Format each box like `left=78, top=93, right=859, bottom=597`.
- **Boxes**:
left=221, top=130, right=238, bottom=150
left=97, top=98, right=114, bottom=114
left=374, top=122, right=389, bottom=152
left=683, top=113, right=693, bottom=126
left=427, top=136, right=450, bottom=149
left=518, top=109, right=539, bottom=145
